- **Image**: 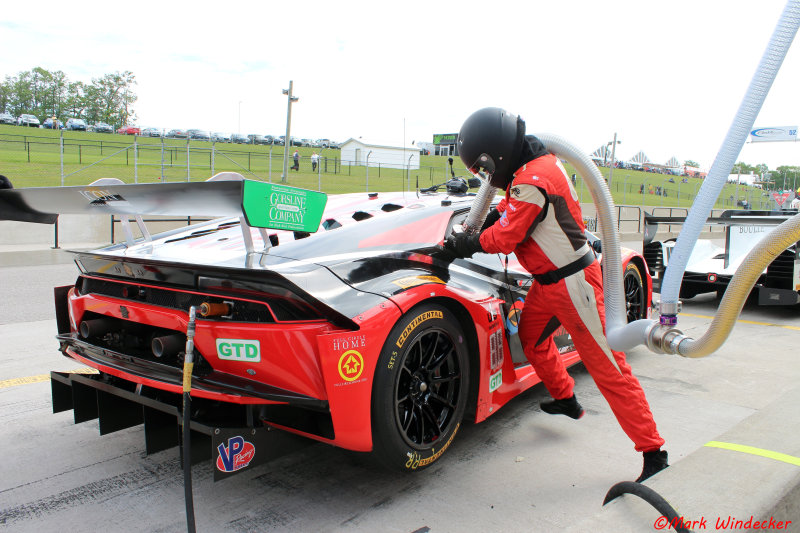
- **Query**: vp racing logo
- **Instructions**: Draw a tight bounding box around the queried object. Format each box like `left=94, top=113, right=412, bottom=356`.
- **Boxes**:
left=216, top=436, right=256, bottom=473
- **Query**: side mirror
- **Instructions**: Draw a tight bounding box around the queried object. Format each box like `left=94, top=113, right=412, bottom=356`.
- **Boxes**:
left=590, top=239, right=602, bottom=254
left=467, top=177, right=482, bottom=189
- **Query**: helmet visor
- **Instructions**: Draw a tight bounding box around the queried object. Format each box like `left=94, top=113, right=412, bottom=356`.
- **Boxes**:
left=467, top=153, right=496, bottom=180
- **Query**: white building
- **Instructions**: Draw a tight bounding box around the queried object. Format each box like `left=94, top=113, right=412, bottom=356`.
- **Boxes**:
left=339, top=139, right=420, bottom=170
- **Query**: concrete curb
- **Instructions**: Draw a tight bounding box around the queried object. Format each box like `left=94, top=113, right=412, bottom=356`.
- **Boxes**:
left=567, top=386, right=800, bottom=532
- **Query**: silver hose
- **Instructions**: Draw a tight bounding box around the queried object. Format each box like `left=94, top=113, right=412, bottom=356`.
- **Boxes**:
left=535, top=133, right=800, bottom=358
left=462, top=179, right=498, bottom=235
left=536, top=133, right=633, bottom=347
left=675, top=213, right=800, bottom=357
left=660, top=0, right=800, bottom=312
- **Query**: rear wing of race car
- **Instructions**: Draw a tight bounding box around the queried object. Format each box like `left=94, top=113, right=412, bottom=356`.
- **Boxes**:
left=0, top=178, right=327, bottom=253
left=643, top=209, right=800, bottom=296
left=643, top=209, right=795, bottom=247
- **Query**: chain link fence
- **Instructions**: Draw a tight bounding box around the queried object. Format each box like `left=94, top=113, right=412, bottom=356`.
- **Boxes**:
left=0, top=130, right=778, bottom=213
left=0, top=132, right=455, bottom=192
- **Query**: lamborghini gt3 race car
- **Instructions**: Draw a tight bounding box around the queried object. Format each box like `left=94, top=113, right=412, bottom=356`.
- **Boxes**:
left=0, top=178, right=651, bottom=478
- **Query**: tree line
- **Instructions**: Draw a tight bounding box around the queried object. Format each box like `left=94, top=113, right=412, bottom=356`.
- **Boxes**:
left=732, top=162, right=800, bottom=191
left=0, top=67, right=137, bottom=126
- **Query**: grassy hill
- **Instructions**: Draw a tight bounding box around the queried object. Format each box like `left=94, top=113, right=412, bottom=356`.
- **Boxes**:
left=0, top=125, right=772, bottom=210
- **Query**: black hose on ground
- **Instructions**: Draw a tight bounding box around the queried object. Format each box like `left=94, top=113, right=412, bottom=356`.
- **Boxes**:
left=182, top=390, right=196, bottom=533
left=603, top=481, right=693, bottom=533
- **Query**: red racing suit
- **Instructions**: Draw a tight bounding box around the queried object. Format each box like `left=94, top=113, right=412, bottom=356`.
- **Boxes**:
left=479, top=154, right=664, bottom=452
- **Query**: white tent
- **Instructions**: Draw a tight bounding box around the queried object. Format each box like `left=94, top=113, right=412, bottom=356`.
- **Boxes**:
left=591, top=145, right=613, bottom=162
left=629, top=151, right=651, bottom=165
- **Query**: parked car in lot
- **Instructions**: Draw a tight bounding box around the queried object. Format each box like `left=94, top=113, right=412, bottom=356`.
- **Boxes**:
left=273, top=136, right=285, bottom=146
left=117, top=125, right=141, bottom=135
left=65, top=118, right=88, bottom=131
left=247, top=134, right=268, bottom=145
left=166, top=129, right=188, bottom=139
left=187, top=129, right=211, bottom=141
left=231, top=133, right=249, bottom=144
left=141, top=127, right=162, bottom=137
left=18, top=114, right=40, bottom=127
left=0, top=112, right=16, bottom=125
left=42, top=117, right=61, bottom=129
left=93, top=122, right=113, bottom=133
left=211, top=132, right=230, bottom=143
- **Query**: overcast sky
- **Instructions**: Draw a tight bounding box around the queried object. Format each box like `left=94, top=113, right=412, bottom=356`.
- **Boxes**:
left=3, top=0, right=800, bottom=171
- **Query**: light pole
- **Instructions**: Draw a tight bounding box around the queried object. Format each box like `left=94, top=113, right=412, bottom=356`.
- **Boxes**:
left=365, top=150, right=372, bottom=192
left=318, top=147, right=326, bottom=190
left=735, top=163, right=742, bottom=207
left=407, top=154, right=413, bottom=191
left=623, top=176, right=628, bottom=204
left=607, top=133, right=621, bottom=189
left=238, top=101, right=242, bottom=135
left=281, top=81, right=299, bottom=184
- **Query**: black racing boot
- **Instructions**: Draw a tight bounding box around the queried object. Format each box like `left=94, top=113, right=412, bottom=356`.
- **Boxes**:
left=636, top=450, right=669, bottom=482
left=540, top=394, right=585, bottom=420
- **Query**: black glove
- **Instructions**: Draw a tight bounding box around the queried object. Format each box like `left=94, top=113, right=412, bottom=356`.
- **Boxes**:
left=444, top=232, right=484, bottom=259
left=481, top=208, right=502, bottom=231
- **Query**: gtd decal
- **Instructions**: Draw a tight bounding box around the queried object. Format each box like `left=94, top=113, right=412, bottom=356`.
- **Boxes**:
left=338, top=349, right=364, bottom=381
left=216, top=436, right=256, bottom=473
left=216, top=339, right=261, bottom=362
left=489, top=370, right=503, bottom=393
left=396, top=311, right=443, bottom=348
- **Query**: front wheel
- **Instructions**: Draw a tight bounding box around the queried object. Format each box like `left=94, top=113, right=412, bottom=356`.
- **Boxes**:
left=371, top=304, right=469, bottom=471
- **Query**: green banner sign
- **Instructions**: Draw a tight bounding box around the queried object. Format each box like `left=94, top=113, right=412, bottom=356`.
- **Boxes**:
left=241, top=181, right=327, bottom=232
left=433, top=133, right=458, bottom=144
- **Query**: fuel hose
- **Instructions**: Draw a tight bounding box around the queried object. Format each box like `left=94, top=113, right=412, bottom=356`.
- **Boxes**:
left=182, top=306, right=197, bottom=533
left=603, top=481, right=693, bottom=533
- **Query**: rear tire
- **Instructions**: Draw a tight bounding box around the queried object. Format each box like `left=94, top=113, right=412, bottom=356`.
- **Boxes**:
left=624, top=262, right=647, bottom=322
left=371, top=304, right=469, bottom=471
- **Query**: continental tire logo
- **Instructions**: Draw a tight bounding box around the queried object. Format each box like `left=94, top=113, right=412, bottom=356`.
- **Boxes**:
left=396, top=311, right=443, bottom=348
left=405, top=423, right=460, bottom=470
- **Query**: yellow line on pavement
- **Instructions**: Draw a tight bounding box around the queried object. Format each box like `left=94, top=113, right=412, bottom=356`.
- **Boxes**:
left=0, top=368, right=98, bottom=389
left=680, top=312, right=800, bottom=331
left=705, top=440, right=800, bottom=467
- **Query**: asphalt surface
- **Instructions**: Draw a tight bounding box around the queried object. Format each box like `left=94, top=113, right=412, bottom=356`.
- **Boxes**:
left=1, top=261, right=799, bottom=532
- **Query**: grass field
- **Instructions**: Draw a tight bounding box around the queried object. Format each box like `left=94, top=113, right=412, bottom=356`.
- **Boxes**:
left=0, top=125, right=773, bottom=210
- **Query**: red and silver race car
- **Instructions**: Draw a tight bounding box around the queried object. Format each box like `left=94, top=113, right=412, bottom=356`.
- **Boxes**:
left=0, top=178, right=651, bottom=478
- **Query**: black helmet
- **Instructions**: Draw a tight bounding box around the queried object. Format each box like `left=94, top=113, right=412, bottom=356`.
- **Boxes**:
left=457, top=107, right=526, bottom=189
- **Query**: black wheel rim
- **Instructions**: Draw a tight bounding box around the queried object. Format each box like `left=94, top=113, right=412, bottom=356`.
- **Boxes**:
left=394, top=328, right=462, bottom=448
left=624, top=269, right=645, bottom=322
